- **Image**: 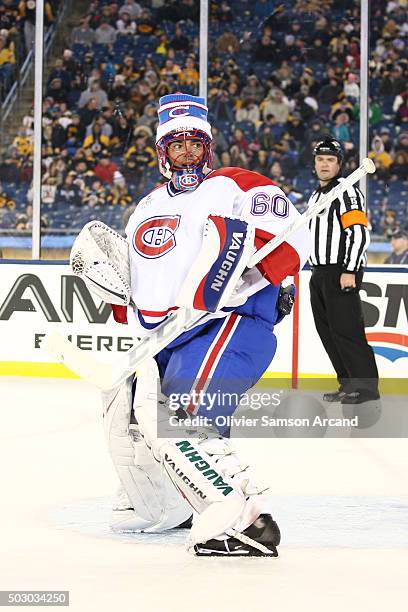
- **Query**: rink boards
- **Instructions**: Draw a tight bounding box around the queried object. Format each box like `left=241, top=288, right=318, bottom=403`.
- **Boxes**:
left=0, top=260, right=406, bottom=380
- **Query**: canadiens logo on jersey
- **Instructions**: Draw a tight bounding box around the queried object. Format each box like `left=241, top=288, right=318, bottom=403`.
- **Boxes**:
left=133, top=215, right=181, bottom=259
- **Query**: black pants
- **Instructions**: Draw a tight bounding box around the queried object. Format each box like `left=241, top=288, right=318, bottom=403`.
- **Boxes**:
left=310, top=265, right=379, bottom=396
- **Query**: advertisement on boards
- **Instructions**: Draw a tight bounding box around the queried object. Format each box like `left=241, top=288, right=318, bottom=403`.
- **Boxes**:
left=0, top=262, right=406, bottom=379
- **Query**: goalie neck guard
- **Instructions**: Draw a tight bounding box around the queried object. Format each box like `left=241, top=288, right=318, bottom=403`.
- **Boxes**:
left=155, top=93, right=213, bottom=191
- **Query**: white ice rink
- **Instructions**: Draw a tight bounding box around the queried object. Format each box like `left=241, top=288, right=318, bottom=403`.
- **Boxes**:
left=0, top=377, right=407, bottom=611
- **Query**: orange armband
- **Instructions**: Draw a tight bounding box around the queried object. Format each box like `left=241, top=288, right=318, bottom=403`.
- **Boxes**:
left=341, top=210, right=368, bottom=229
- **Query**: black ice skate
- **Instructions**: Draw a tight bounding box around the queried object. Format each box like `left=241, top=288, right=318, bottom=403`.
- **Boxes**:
left=194, top=514, right=281, bottom=557
left=323, top=389, right=349, bottom=402
left=341, top=391, right=380, bottom=404
left=176, top=515, right=193, bottom=529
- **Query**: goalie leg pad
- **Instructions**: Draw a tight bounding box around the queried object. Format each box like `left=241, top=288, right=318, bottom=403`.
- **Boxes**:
left=102, top=378, right=191, bottom=532
left=133, top=358, right=278, bottom=550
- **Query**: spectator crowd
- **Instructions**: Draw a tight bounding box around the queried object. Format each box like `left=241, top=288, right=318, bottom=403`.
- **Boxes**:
left=0, top=0, right=61, bottom=101
left=0, top=0, right=406, bottom=242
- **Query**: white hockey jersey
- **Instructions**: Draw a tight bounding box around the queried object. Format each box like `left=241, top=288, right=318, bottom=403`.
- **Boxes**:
left=125, top=167, right=311, bottom=336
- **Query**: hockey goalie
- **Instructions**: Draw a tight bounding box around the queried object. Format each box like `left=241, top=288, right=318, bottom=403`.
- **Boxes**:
left=70, top=93, right=311, bottom=556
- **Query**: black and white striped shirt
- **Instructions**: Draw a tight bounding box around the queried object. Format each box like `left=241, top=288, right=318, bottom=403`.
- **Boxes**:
left=308, top=178, right=370, bottom=272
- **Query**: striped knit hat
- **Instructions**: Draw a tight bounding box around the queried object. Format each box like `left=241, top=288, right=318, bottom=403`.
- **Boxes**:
left=156, top=92, right=212, bottom=143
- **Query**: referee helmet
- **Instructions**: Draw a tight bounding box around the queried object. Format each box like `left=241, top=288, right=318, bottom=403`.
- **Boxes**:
left=313, top=138, right=344, bottom=165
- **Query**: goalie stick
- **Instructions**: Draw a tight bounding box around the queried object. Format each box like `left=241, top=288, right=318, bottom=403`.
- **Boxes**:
left=43, top=158, right=375, bottom=390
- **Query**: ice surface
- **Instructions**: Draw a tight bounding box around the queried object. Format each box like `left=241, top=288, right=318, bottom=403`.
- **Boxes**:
left=0, top=378, right=407, bottom=611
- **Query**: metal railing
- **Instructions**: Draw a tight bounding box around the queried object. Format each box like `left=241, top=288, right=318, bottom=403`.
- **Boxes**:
left=0, top=1, right=71, bottom=148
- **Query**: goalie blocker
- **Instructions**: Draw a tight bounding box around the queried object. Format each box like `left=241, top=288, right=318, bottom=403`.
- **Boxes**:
left=176, top=215, right=255, bottom=312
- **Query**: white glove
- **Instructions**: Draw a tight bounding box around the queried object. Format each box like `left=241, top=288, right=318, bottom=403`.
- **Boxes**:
left=70, top=221, right=131, bottom=306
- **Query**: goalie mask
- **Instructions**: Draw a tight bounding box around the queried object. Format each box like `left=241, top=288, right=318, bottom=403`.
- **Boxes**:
left=156, top=93, right=213, bottom=191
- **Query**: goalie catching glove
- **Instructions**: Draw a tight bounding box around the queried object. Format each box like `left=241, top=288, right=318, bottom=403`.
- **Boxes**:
left=70, top=221, right=131, bottom=306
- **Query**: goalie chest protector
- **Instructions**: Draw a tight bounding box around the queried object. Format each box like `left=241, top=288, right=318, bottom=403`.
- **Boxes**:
left=125, top=169, right=305, bottom=333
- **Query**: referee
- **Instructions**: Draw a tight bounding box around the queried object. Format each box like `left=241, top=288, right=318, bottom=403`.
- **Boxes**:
left=308, top=138, right=379, bottom=404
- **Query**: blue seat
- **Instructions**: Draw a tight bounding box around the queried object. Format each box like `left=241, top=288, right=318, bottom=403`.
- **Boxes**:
left=381, top=95, right=394, bottom=116
left=234, top=120, right=256, bottom=140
